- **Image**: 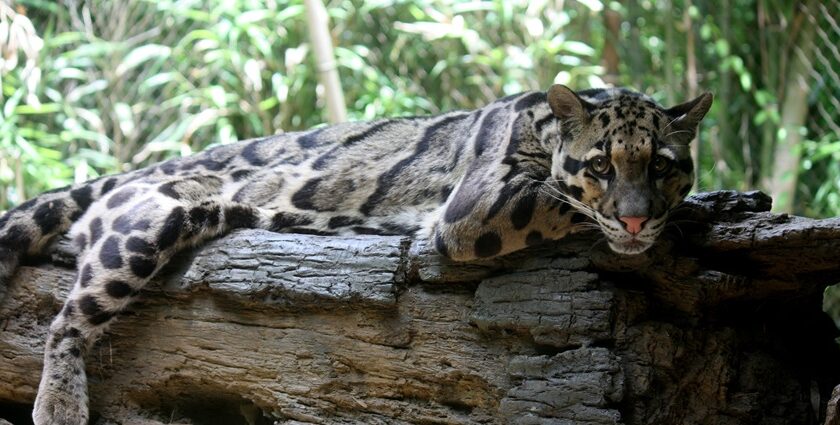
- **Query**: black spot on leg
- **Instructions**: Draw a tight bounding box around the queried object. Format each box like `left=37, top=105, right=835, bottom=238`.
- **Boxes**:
left=224, top=206, right=257, bottom=229
left=189, top=207, right=209, bottom=228
left=232, top=170, right=252, bottom=181
left=440, top=185, right=453, bottom=202
left=484, top=182, right=525, bottom=223
left=100, top=236, right=123, bottom=269
left=328, top=216, right=363, bottom=229
left=89, top=218, right=104, bottom=244
left=113, top=214, right=134, bottom=234
left=106, top=280, right=133, bottom=298
left=158, top=182, right=181, bottom=200
left=34, top=201, right=65, bottom=234
left=126, top=237, right=155, bottom=256
left=100, top=178, right=118, bottom=196
left=270, top=212, right=313, bottom=231
left=129, top=256, right=157, bottom=278
left=106, top=188, right=135, bottom=209
left=207, top=206, right=221, bottom=227
left=132, top=219, right=152, bottom=232
left=70, top=186, right=93, bottom=211
left=526, top=231, right=544, bottom=246
left=69, top=347, right=82, bottom=357
left=78, top=295, right=114, bottom=326
left=78, top=264, right=93, bottom=287
left=434, top=230, right=450, bottom=258
left=157, top=207, right=186, bottom=250
left=73, top=233, right=87, bottom=250
left=474, top=232, right=502, bottom=258
left=510, top=191, right=537, bottom=230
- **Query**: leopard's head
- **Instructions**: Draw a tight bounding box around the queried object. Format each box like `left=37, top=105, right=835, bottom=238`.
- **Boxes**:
left=547, top=85, right=712, bottom=255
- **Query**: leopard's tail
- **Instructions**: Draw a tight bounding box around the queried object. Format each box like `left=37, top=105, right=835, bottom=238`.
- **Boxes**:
left=0, top=174, right=130, bottom=291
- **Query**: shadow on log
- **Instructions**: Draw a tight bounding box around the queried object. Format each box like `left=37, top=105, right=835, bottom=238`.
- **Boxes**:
left=1, top=191, right=840, bottom=424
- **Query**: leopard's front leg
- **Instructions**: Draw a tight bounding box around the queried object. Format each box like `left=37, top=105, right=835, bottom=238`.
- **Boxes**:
left=431, top=172, right=574, bottom=261
left=32, top=182, right=265, bottom=425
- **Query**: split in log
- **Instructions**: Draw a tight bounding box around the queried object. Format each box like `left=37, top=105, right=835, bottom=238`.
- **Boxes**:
left=1, top=190, right=839, bottom=424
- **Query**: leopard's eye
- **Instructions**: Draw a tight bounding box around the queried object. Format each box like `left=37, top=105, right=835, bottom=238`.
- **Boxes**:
left=652, top=155, right=671, bottom=174
left=589, top=155, right=611, bottom=175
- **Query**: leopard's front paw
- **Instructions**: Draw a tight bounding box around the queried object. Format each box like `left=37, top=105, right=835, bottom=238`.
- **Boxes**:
left=32, top=377, right=89, bottom=425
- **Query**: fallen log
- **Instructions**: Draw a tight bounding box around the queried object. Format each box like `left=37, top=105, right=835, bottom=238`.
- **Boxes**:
left=0, top=191, right=838, bottom=424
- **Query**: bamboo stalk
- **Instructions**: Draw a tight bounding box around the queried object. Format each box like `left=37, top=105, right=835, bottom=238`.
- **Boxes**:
left=304, top=0, right=347, bottom=124
left=601, top=4, right=621, bottom=86
left=769, top=1, right=816, bottom=213
left=684, top=0, right=699, bottom=188
left=665, top=0, right=676, bottom=105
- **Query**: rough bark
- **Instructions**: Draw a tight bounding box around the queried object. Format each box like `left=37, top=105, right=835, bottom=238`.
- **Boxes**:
left=1, top=191, right=839, bottom=425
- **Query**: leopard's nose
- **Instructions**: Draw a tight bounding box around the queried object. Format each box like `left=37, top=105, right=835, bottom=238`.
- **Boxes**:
left=619, top=216, right=649, bottom=235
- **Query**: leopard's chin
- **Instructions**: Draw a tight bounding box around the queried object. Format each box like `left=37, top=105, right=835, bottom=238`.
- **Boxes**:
left=606, top=239, right=654, bottom=255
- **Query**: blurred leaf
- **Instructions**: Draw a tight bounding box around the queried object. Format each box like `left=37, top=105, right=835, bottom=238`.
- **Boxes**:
left=116, top=44, right=172, bottom=76
left=14, top=103, right=60, bottom=114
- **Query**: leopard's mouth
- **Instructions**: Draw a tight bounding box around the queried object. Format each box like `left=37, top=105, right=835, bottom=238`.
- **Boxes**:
left=607, top=238, right=653, bottom=255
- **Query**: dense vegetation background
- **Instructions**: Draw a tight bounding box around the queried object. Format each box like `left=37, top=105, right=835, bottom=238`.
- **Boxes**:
left=1, top=0, right=838, bottom=217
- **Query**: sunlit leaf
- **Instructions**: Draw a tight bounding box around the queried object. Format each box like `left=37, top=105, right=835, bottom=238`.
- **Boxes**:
left=14, top=103, right=60, bottom=114
left=66, top=80, right=108, bottom=103
left=114, top=103, right=135, bottom=136
left=116, top=44, right=172, bottom=77
left=560, top=40, right=595, bottom=56
left=140, top=72, right=180, bottom=93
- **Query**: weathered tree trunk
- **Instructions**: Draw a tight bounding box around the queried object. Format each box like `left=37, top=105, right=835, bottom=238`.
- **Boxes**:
left=1, top=191, right=840, bottom=425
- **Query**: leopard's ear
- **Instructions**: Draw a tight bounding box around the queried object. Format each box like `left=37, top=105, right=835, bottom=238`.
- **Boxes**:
left=548, top=85, right=592, bottom=124
left=665, top=92, right=713, bottom=131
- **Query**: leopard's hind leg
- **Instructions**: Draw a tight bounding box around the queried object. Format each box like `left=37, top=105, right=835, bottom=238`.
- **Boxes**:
left=32, top=180, right=266, bottom=425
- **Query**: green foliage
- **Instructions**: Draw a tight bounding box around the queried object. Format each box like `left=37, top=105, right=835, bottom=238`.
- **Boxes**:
left=0, top=0, right=838, bottom=217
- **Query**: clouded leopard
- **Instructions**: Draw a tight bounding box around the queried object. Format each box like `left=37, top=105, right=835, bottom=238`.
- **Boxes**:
left=0, top=85, right=712, bottom=424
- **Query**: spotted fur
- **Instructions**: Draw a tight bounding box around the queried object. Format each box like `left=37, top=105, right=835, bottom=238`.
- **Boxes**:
left=0, top=85, right=711, bottom=424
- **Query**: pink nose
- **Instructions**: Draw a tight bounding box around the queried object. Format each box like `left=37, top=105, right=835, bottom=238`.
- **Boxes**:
left=619, top=216, right=649, bottom=235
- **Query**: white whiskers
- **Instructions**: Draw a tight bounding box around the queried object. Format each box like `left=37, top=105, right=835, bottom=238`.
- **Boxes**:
left=536, top=179, right=599, bottom=220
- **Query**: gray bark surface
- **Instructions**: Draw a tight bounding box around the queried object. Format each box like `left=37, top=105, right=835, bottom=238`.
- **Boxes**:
left=1, top=191, right=839, bottom=425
